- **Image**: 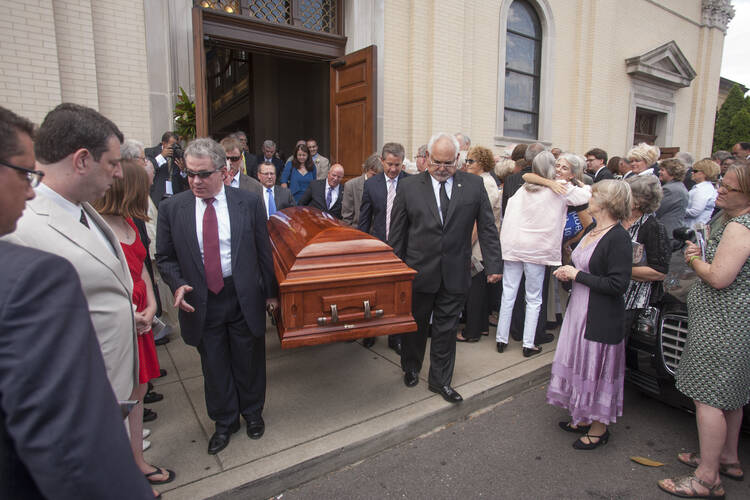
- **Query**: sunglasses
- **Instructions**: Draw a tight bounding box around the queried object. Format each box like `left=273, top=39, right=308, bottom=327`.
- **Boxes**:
left=186, top=168, right=223, bottom=179
left=226, top=155, right=242, bottom=162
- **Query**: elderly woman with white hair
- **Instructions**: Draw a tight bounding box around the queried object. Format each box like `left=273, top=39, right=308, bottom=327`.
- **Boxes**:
left=496, top=152, right=591, bottom=356
left=626, top=143, right=661, bottom=177
left=685, top=158, right=720, bottom=228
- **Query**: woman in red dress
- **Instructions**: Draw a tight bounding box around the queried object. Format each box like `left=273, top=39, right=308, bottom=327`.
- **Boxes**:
left=93, top=159, right=174, bottom=496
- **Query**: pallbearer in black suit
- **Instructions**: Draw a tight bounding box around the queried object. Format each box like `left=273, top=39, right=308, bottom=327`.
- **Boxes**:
left=298, top=163, right=345, bottom=219
left=156, top=138, right=278, bottom=455
left=359, top=142, right=410, bottom=353
left=257, top=161, right=295, bottom=218
left=388, top=133, right=502, bottom=403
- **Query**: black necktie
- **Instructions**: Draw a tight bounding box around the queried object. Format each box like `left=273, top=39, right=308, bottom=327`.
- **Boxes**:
left=439, top=181, right=449, bottom=225
left=79, top=209, right=90, bottom=229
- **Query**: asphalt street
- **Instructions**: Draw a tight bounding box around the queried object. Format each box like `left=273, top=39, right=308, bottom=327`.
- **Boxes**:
left=275, top=383, right=750, bottom=500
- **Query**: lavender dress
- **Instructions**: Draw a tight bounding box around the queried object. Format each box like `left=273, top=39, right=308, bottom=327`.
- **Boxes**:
left=546, top=236, right=626, bottom=425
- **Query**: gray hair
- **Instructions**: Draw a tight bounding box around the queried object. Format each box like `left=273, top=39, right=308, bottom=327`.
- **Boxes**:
left=560, top=153, right=586, bottom=181
left=626, top=174, right=663, bottom=214
left=185, top=138, right=226, bottom=170
left=526, top=151, right=556, bottom=192
left=417, top=144, right=428, bottom=157
left=675, top=151, right=694, bottom=169
left=427, top=133, right=460, bottom=158
left=524, top=142, right=546, bottom=162
left=262, top=139, right=276, bottom=150
left=592, top=180, right=632, bottom=221
left=381, top=142, right=405, bottom=161
left=120, top=138, right=144, bottom=160
left=455, top=132, right=471, bottom=148
left=363, top=153, right=382, bottom=173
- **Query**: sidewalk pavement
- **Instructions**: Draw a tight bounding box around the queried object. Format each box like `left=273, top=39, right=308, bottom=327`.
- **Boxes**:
left=146, top=320, right=558, bottom=499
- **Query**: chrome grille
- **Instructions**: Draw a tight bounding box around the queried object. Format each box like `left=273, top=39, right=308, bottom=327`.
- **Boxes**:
left=660, top=313, right=688, bottom=375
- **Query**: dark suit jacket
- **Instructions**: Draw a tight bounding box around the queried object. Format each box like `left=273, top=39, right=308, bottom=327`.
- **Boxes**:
left=655, top=180, right=689, bottom=244
left=573, top=224, right=632, bottom=344
left=501, top=165, right=531, bottom=216
left=298, top=179, right=343, bottom=219
left=358, top=171, right=409, bottom=242
left=0, top=241, right=153, bottom=500
left=155, top=187, right=278, bottom=346
left=146, top=144, right=188, bottom=207
left=593, top=167, right=615, bottom=183
left=388, top=171, right=502, bottom=295
left=254, top=155, right=283, bottom=181
left=237, top=172, right=263, bottom=197
left=271, top=185, right=295, bottom=211
left=243, top=152, right=259, bottom=179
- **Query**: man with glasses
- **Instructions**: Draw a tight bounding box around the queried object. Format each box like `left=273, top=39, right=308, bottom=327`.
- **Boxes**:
left=299, top=163, right=345, bottom=219
left=221, top=137, right=263, bottom=196
left=257, top=161, right=295, bottom=218
left=388, top=133, right=502, bottom=403
left=585, top=147, right=614, bottom=183
left=156, top=138, right=278, bottom=455
left=4, top=103, right=140, bottom=408
left=0, top=107, right=155, bottom=499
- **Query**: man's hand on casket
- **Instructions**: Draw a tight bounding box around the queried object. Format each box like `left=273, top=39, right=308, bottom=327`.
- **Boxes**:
left=486, top=274, right=502, bottom=284
left=265, top=298, right=279, bottom=313
left=174, top=285, right=195, bottom=312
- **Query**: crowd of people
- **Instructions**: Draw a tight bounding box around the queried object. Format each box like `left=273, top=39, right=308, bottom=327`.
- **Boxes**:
left=1, top=100, right=750, bottom=499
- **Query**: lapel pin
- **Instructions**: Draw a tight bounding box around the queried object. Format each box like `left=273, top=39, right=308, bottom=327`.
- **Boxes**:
left=457, top=184, right=462, bottom=187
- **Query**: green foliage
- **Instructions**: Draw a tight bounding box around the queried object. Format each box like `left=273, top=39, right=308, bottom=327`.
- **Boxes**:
left=174, top=87, right=196, bottom=141
left=713, top=84, right=750, bottom=152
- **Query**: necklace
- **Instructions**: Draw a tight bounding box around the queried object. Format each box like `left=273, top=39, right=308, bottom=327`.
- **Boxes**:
left=588, top=222, right=616, bottom=237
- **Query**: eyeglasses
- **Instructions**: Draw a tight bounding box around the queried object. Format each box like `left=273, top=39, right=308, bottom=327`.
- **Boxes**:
left=258, top=171, right=275, bottom=176
left=429, top=159, right=457, bottom=169
left=718, top=181, right=742, bottom=194
left=0, top=160, right=45, bottom=187
left=226, top=155, right=242, bottom=162
left=186, top=168, right=223, bottom=179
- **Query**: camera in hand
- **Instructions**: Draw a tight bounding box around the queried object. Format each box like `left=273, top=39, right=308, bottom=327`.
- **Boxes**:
left=171, top=143, right=184, bottom=160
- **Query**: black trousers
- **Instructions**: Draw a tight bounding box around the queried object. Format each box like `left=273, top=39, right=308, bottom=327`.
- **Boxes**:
left=463, top=270, right=488, bottom=340
left=401, top=283, right=465, bottom=387
left=509, top=266, right=551, bottom=343
left=197, top=278, right=266, bottom=433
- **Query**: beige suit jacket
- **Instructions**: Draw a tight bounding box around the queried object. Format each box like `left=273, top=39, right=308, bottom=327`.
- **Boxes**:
left=3, top=192, right=138, bottom=400
left=314, top=155, right=331, bottom=180
left=341, top=173, right=367, bottom=226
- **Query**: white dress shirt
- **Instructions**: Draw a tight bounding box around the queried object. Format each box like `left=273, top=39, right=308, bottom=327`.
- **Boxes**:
left=685, top=181, right=717, bottom=227
left=384, top=172, right=401, bottom=188
left=263, top=186, right=274, bottom=218
left=325, top=183, right=340, bottom=208
left=230, top=170, right=241, bottom=188
left=429, top=174, right=453, bottom=224
left=36, top=183, right=116, bottom=255
left=195, top=186, right=232, bottom=277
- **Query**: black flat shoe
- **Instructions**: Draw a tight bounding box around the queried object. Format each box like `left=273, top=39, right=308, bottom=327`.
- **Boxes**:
left=523, top=345, right=542, bottom=357
left=404, top=370, right=419, bottom=387
left=143, top=408, right=157, bottom=422
left=536, top=333, right=555, bottom=344
left=144, top=391, right=164, bottom=404
left=428, top=384, right=463, bottom=403
left=246, top=417, right=265, bottom=440
left=363, top=337, right=376, bottom=348
left=388, top=340, right=402, bottom=355
left=573, top=429, right=610, bottom=450
left=496, top=342, right=507, bottom=353
left=208, top=423, right=240, bottom=455
left=558, top=421, right=591, bottom=434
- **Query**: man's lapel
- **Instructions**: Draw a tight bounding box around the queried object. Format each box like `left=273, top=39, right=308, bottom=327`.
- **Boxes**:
left=444, top=171, right=464, bottom=227
left=420, top=171, right=442, bottom=227
left=226, top=188, right=245, bottom=269
left=180, top=194, right=203, bottom=272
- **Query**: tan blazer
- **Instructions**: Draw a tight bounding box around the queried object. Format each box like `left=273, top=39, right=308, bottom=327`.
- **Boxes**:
left=3, top=192, right=138, bottom=400
left=341, top=173, right=367, bottom=226
left=314, top=155, right=331, bottom=180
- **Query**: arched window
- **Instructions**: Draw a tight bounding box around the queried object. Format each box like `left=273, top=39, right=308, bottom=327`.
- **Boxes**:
left=503, top=0, right=542, bottom=140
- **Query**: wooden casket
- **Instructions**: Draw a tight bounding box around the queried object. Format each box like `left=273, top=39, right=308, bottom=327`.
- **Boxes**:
left=267, top=207, right=417, bottom=348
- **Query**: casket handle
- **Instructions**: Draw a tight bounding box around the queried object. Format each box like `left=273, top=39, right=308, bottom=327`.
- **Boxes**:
left=317, top=304, right=339, bottom=326
left=363, top=300, right=384, bottom=320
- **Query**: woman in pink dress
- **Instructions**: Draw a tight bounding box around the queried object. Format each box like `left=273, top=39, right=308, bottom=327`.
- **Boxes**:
left=93, top=159, right=174, bottom=496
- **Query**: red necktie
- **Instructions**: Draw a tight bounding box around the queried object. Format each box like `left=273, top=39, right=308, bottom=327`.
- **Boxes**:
left=203, top=198, right=224, bottom=294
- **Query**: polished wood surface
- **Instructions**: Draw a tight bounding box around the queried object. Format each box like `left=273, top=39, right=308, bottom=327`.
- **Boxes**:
left=268, top=206, right=416, bottom=348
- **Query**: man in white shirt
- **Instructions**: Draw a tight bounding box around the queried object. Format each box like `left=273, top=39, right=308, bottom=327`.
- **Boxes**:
left=257, top=161, right=294, bottom=218
left=298, top=163, right=344, bottom=218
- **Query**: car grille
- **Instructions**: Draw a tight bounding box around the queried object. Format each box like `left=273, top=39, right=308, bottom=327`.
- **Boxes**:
left=660, top=313, right=688, bottom=375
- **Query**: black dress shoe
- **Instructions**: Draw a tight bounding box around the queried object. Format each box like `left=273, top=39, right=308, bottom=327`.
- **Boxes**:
left=246, top=417, right=265, bottom=440
left=388, top=339, right=402, bottom=355
left=208, top=423, right=240, bottom=455
left=496, top=341, right=507, bottom=353
left=428, top=384, right=463, bottom=403
left=143, top=408, right=158, bottom=422
left=158, top=368, right=167, bottom=378
left=404, top=370, right=419, bottom=387
left=144, top=391, right=164, bottom=404
left=363, top=337, right=376, bottom=348
left=535, top=332, right=555, bottom=345
left=523, top=345, right=543, bottom=357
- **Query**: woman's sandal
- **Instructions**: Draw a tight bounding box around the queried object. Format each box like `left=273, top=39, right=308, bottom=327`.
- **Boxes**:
left=145, top=466, right=176, bottom=485
left=558, top=421, right=591, bottom=434
left=657, top=473, right=725, bottom=499
left=677, top=452, right=744, bottom=481
left=572, top=429, right=609, bottom=450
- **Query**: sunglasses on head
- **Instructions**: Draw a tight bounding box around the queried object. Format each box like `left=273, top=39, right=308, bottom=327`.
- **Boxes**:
left=186, top=168, right=222, bottom=179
